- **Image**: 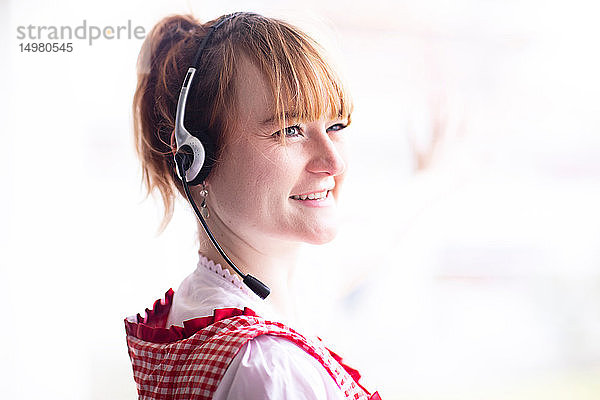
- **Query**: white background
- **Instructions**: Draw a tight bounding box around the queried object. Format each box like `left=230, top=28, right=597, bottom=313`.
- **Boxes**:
left=1, top=0, right=600, bottom=399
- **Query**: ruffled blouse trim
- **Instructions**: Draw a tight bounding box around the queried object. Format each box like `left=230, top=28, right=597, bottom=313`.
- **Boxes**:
left=196, top=253, right=258, bottom=299
left=124, top=289, right=258, bottom=344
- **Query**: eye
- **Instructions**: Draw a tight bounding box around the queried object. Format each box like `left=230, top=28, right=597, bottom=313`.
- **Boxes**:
left=326, top=123, right=348, bottom=133
left=272, top=124, right=303, bottom=138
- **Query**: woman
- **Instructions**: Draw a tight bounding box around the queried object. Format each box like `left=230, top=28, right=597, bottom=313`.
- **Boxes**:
left=125, top=11, right=380, bottom=399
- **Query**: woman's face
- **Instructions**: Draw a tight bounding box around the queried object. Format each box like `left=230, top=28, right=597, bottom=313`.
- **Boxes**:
left=205, top=57, right=349, bottom=248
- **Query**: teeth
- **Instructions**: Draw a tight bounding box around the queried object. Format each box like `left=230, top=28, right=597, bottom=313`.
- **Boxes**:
left=291, top=190, right=329, bottom=200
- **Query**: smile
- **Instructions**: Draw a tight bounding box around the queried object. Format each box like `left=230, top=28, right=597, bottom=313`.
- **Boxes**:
left=290, top=189, right=330, bottom=201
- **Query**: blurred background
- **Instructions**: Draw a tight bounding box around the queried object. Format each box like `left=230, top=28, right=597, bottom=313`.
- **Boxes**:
left=1, top=0, right=599, bottom=399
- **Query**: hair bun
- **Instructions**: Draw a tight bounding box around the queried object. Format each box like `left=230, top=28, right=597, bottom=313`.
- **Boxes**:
left=137, top=14, right=201, bottom=75
left=159, top=14, right=200, bottom=40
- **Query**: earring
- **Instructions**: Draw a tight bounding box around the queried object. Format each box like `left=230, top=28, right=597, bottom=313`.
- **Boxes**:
left=199, top=182, right=210, bottom=219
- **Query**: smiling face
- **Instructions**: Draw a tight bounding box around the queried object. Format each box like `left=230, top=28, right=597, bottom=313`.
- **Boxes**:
left=204, top=56, right=350, bottom=247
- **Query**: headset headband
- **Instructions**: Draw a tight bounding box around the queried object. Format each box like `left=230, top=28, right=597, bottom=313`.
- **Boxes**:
left=192, top=12, right=241, bottom=68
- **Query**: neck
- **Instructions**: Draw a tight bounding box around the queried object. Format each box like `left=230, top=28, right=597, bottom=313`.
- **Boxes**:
left=196, top=219, right=301, bottom=323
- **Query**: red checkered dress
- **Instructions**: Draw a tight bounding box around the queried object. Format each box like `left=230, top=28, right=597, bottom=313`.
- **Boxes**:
left=125, top=289, right=381, bottom=399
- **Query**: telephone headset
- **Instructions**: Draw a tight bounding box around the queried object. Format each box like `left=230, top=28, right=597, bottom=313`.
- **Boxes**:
left=173, top=12, right=271, bottom=300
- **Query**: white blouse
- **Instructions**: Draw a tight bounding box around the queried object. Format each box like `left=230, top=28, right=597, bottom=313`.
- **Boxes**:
left=166, top=254, right=345, bottom=400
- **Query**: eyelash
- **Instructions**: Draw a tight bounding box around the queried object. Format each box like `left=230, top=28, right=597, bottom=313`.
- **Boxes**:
left=278, top=124, right=302, bottom=138
left=272, top=123, right=348, bottom=138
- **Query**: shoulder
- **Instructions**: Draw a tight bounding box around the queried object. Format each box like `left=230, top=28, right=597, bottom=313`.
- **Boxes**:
left=213, top=334, right=345, bottom=400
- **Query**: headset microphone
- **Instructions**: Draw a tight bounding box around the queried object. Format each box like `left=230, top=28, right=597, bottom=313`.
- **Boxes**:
left=174, top=158, right=271, bottom=300
left=173, top=13, right=271, bottom=300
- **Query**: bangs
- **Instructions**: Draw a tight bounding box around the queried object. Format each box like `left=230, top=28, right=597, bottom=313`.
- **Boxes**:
left=234, top=16, right=353, bottom=138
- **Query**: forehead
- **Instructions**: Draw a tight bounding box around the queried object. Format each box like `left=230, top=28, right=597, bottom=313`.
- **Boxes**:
left=233, top=55, right=274, bottom=127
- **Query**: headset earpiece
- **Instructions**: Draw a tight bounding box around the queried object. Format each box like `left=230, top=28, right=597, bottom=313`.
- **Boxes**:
left=175, top=135, right=205, bottom=186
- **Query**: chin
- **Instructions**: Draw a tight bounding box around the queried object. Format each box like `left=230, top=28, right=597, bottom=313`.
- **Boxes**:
left=302, top=224, right=339, bottom=245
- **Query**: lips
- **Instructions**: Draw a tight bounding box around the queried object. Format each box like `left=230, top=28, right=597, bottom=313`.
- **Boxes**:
left=289, top=189, right=330, bottom=200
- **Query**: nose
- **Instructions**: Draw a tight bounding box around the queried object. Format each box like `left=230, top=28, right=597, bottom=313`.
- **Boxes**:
left=305, top=128, right=346, bottom=176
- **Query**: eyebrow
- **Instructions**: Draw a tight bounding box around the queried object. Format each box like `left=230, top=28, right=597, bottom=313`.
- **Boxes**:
left=260, top=111, right=300, bottom=125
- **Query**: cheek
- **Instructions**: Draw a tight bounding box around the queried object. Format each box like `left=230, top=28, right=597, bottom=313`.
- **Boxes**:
left=209, top=144, right=295, bottom=218
left=207, top=150, right=252, bottom=217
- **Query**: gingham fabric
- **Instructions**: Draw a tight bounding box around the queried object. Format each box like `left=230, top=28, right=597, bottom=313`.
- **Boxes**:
left=125, top=290, right=381, bottom=399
